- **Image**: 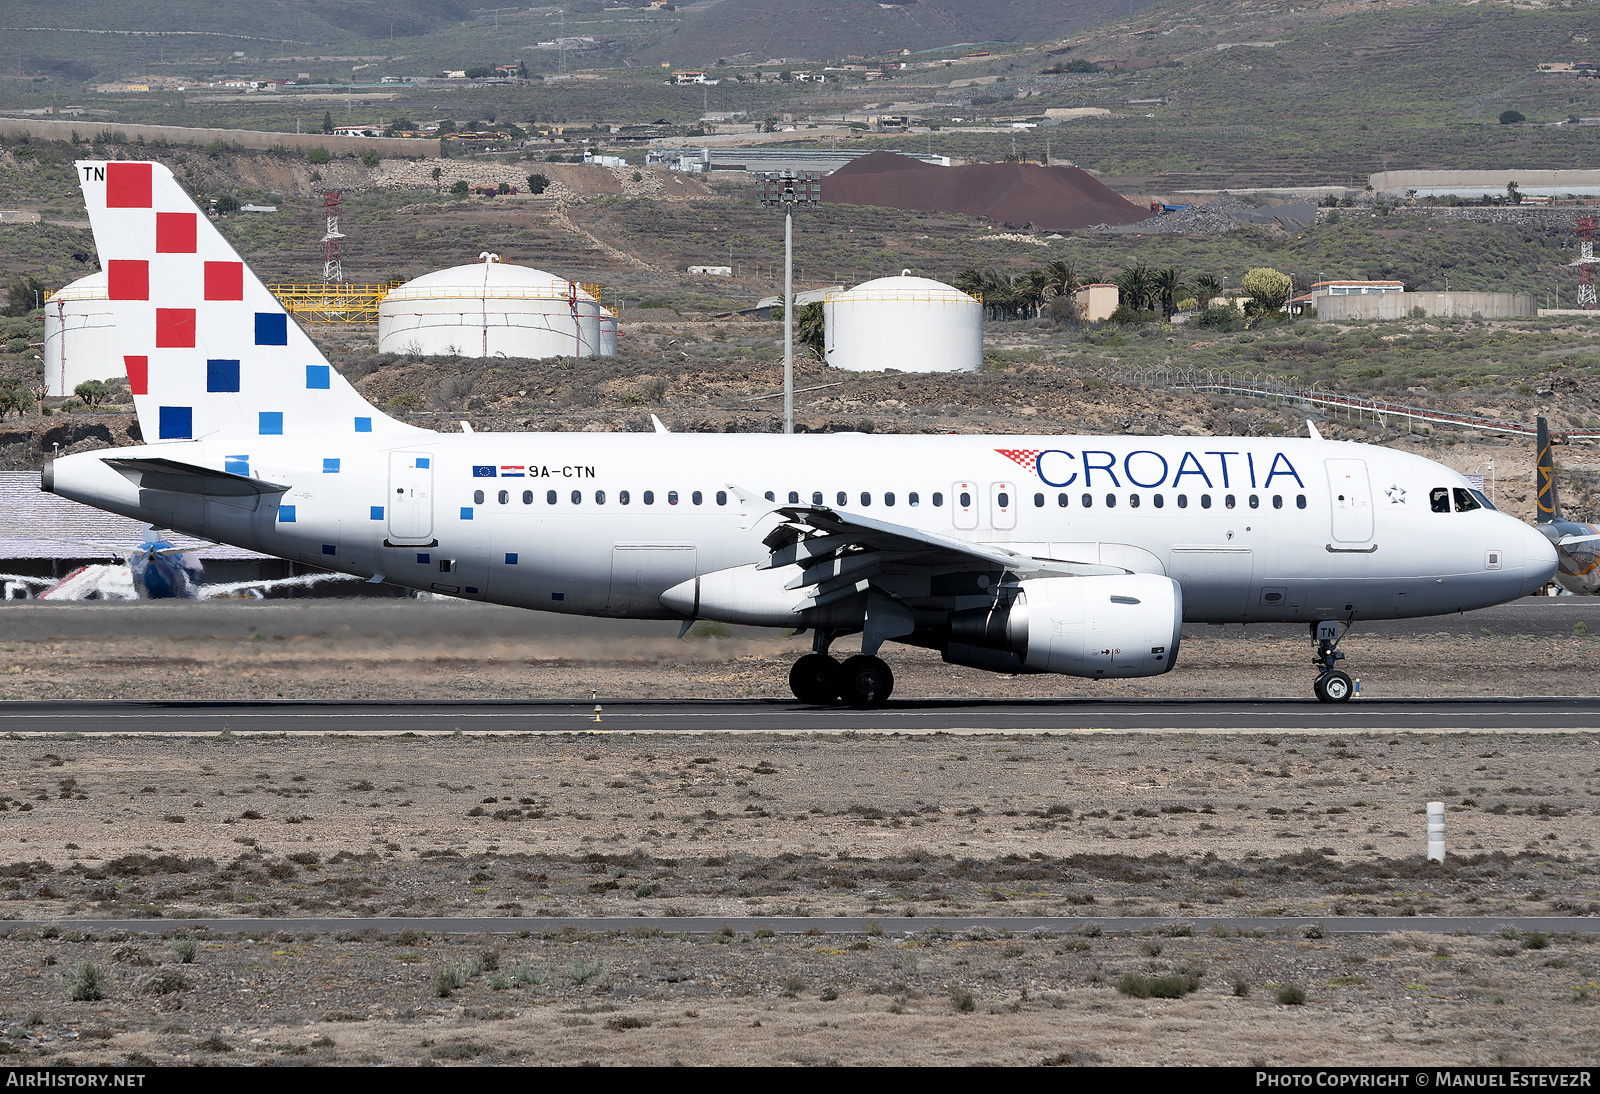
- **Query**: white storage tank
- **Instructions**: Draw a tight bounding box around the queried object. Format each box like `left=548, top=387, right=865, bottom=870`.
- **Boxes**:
left=43, top=271, right=124, bottom=397
left=823, top=272, right=981, bottom=373
left=378, top=253, right=615, bottom=359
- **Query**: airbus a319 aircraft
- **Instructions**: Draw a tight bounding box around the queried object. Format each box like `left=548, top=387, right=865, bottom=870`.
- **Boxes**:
left=44, top=160, right=1558, bottom=703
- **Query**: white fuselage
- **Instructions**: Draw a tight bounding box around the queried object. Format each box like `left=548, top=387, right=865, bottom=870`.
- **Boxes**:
left=47, top=431, right=1556, bottom=627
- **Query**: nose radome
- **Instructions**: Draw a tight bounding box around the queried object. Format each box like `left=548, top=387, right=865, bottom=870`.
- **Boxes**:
left=1520, top=519, right=1559, bottom=593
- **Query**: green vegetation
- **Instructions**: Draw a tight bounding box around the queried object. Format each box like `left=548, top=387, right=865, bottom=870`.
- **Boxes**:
left=62, top=960, right=107, bottom=1001
left=1117, top=972, right=1201, bottom=999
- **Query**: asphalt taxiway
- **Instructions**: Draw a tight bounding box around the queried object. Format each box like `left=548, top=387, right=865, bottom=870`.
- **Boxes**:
left=5, top=696, right=1600, bottom=734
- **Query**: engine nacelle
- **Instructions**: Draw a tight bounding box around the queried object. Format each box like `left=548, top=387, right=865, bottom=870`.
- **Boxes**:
left=948, top=573, right=1182, bottom=678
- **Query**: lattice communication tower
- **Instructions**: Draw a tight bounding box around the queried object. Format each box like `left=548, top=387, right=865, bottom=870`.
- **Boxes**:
left=1575, top=215, right=1597, bottom=311
left=321, top=190, right=345, bottom=284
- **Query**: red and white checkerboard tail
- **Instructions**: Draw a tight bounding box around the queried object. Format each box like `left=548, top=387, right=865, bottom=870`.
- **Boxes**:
left=75, top=160, right=414, bottom=445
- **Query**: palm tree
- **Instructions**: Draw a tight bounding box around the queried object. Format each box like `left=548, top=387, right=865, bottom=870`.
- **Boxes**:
left=953, top=268, right=986, bottom=301
left=1039, top=259, right=1078, bottom=304
left=1150, top=266, right=1183, bottom=321
left=1115, top=262, right=1155, bottom=315
left=1013, top=269, right=1047, bottom=318
left=980, top=269, right=1017, bottom=321
left=1192, top=273, right=1221, bottom=309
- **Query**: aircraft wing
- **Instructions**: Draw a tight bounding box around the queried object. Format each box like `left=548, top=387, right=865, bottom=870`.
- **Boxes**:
left=196, top=571, right=366, bottom=599
left=751, top=500, right=1127, bottom=597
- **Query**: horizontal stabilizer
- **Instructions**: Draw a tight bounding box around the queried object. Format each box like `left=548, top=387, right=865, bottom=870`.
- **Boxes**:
left=103, top=456, right=289, bottom=497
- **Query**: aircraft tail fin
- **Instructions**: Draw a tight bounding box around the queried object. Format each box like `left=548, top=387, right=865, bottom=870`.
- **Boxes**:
left=1536, top=415, right=1561, bottom=523
left=74, top=160, right=419, bottom=444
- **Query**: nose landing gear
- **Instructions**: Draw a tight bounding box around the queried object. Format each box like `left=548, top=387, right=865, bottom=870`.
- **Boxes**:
left=787, top=629, right=895, bottom=706
left=1312, top=620, right=1355, bottom=703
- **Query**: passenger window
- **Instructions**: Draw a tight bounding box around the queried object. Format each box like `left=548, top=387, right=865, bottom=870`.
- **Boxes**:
left=885, top=492, right=895, bottom=506
left=1453, top=487, right=1481, bottom=513
left=716, top=490, right=728, bottom=506
left=497, top=490, right=508, bottom=504
left=595, top=490, right=606, bottom=505
left=1430, top=487, right=1451, bottom=513
left=959, top=491, right=971, bottom=507
left=522, top=490, right=533, bottom=504
left=668, top=490, right=679, bottom=505
left=1272, top=495, right=1283, bottom=510
left=644, top=490, right=655, bottom=505
left=692, top=490, right=704, bottom=505
left=812, top=491, right=823, bottom=505
left=1129, top=493, right=1141, bottom=509
left=996, top=491, right=1009, bottom=508
left=1177, top=494, right=1188, bottom=509
left=764, top=491, right=774, bottom=502
left=1249, top=494, right=1259, bottom=509
left=1057, top=493, right=1069, bottom=507
left=620, top=490, right=631, bottom=505
left=1154, top=494, right=1164, bottom=509
left=473, top=489, right=485, bottom=505
left=546, top=489, right=557, bottom=504
left=909, top=492, right=920, bottom=507
left=860, top=492, right=872, bottom=506
left=1081, top=493, right=1092, bottom=508
left=789, top=491, right=799, bottom=504
left=571, top=490, right=581, bottom=504
left=1201, top=494, right=1212, bottom=510
left=1225, top=494, right=1236, bottom=509
left=1296, top=495, right=1307, bottom=509
left=837, top=491, right=848, bottom=506
left=1033, top=493, right=1045, bottom=508
left=1105, top=493, right=1116, bottom=509
left=932, top=492, right=944, bottom=507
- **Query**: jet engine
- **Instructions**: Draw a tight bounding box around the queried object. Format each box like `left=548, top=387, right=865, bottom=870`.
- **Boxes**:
left=947, top=573, right=1182, bottom=678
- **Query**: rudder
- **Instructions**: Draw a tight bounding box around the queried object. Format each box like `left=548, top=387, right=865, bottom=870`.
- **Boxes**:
left=74, top=160, right=419, bottom=444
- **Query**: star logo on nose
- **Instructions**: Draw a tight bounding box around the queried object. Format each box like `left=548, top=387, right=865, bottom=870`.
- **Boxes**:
left=1386, top=484, right=1407, bottom=504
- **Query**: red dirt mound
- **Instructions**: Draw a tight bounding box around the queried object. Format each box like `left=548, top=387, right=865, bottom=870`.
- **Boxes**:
left=822, top=150, right=1147, bottom=230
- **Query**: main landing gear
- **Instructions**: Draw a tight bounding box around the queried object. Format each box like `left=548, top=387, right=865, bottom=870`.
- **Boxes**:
left=1311, top=621, right=1355, bottom=703
left=788, top=630, right=895, bottom=707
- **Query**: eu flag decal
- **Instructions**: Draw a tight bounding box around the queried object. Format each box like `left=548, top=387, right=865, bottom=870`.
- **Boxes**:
left=472, top=465, right=497, bottom=478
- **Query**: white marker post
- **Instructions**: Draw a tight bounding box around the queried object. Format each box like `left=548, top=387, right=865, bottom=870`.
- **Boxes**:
left=1426, top=801, right=1445, bottom=862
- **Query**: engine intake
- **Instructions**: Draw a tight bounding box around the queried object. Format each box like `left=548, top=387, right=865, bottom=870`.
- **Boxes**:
left=946, top=573, right=1182, bottom=678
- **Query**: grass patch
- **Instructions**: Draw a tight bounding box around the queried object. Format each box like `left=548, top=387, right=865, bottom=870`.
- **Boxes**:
left=1117, top=973, right=1200, bottom=999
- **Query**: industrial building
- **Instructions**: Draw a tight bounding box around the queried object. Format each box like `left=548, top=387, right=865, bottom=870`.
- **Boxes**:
left=1073, top=283, right=1119, bottom=322
left=42, top=271, right=122, bottom=397
left=1314, top=291, right=1536, bottom=320
left=823, top=273, right=981, bottom=373
left=377, top=254, right=617, bottom=359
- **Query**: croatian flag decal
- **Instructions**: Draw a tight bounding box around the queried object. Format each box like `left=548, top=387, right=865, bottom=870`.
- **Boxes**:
left=500, top=465, right=526, bottom=478
left=472, top=465, right=497, bottom=478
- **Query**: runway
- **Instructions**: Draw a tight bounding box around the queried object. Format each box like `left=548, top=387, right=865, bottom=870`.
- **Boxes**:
left=4, top=916, right=1597, bottom=936
left=5, top=696, right=1600, bottom=734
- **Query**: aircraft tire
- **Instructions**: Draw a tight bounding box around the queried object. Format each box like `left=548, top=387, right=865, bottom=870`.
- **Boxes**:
left=789, top=654, right=842, bottom=704
left=1314, top=670, right=1354, bottom=704
left=838, top=655, right=894, bottom=707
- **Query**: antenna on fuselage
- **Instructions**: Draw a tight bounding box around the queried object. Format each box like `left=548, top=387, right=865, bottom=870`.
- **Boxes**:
left=651, top=414, right=671, bottom=434
left=1306, top=419, right=1324, bottom=441
left=1536, top=415, right=1561, bottom=524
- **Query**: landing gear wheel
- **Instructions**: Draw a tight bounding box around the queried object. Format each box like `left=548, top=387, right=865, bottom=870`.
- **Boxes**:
left=1314, top=670, right=1354, bottom=704
left=789, top=654, right=841, bottom=704
left=838, top=655, right=894, bottom=707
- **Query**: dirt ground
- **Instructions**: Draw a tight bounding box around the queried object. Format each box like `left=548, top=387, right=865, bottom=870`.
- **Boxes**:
left=0, top=729, right=1597, bottom=1065
left=2, top=627, right=1599, bottom=703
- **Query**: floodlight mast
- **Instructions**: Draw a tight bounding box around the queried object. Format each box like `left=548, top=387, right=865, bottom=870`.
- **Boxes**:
left=759, top=171, right=820, bottom=433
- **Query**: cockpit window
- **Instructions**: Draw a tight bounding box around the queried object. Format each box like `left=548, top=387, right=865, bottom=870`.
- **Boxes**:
left=1469, top=489, right=1497, bottom=511
left=1453, top=487, right=1481, bottom=513
left=1430, top=487, right=1451, bottom=513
